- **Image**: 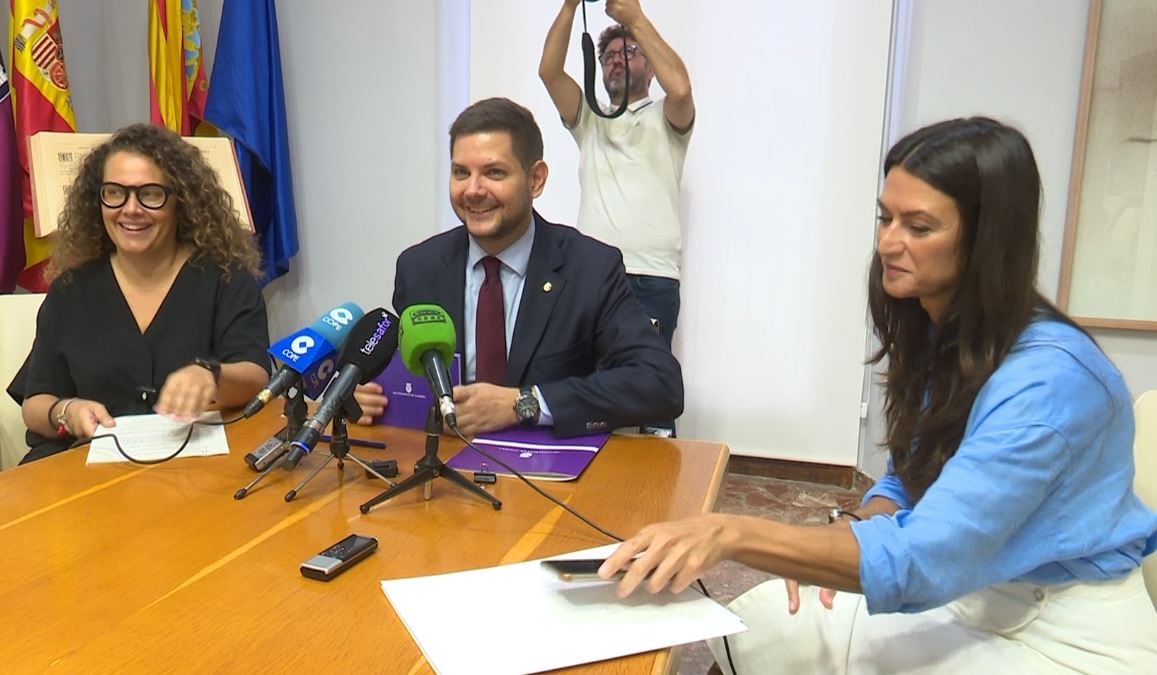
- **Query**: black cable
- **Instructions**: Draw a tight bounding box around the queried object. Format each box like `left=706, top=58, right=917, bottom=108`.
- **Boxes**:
left=200, top=412, right=246, bottom=426
left=580, top=0, right=630, bottom=120
left=450, top=423, right=739, bottom=674
left=451, top=425, right=624, bottom=542
left=69, top=411, right=246, bottom=465
left=76, top=423, right=196, bottom=465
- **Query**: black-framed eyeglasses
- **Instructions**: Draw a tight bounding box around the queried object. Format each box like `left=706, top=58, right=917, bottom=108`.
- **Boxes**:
left=99, top=182, right=174, bottom=210
left=601, top=44, right=641, bottom=65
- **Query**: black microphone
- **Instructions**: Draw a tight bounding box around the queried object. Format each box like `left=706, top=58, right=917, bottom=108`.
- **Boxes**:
left=284, top=308, right=400, bottom=469
left=398, top=304, right=458, bottom=430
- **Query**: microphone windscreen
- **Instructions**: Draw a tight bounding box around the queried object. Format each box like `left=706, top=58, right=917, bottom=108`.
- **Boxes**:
left=399, top=305, right=456, bottom=377
left=336, top=307, right=400, bottom=384
left=308, top=302, right=365, bottom=349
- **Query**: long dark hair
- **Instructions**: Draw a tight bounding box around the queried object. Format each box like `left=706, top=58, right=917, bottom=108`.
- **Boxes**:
left=869, top=117, right=1057, bottom=500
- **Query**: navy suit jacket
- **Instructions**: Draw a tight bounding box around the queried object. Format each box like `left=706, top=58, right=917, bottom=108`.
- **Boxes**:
left=392, top=214, right=683, bottom=437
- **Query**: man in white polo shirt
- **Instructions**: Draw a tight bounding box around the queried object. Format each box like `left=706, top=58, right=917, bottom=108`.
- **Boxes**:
left=539, top=0, right=694, bottom=353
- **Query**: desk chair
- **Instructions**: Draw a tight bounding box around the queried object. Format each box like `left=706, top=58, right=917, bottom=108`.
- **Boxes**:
left=1134, top=390, right=1157, bottom=607
left=0, top=293, right=45, bottom=469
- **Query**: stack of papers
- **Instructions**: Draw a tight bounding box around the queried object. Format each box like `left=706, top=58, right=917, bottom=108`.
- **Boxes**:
left=86, top=412, right=230, bottom=464
left=380, top=544, right=747, bottom=674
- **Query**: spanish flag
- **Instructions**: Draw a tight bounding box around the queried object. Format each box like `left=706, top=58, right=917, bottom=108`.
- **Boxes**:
left=9, top=0, right=76, bottom=292
left=148, top=0, right=211, bottom=136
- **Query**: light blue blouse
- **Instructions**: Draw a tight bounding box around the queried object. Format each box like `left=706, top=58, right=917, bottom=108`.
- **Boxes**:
left=853, top=317, right=1157, bottom=614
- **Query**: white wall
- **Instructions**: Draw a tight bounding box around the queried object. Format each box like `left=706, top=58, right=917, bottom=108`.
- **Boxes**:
left=471, top=1, right=893, bottom=465
left=859, top=0, right=1157, bottom=477
left=256, top=1, right=461, bottom=342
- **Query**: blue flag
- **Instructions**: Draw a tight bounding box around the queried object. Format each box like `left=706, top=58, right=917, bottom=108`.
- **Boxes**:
left=204, top=0, right=298, bottom=285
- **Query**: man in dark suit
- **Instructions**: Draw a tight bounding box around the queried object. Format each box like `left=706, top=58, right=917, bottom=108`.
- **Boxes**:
left=355, top=97, right=682, bottom=439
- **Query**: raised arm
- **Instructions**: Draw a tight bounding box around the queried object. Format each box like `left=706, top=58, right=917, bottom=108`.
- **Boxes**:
left=539, top=0, right=584, bottom=127
left=606, top=0, right=694, bottom=132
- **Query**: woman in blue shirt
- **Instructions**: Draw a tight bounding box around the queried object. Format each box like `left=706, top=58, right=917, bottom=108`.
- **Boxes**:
left=600, top=118, right=1157, bottom=672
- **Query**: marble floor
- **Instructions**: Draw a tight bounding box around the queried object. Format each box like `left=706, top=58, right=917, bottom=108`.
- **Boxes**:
left=676, top=471, right=867, bottom=675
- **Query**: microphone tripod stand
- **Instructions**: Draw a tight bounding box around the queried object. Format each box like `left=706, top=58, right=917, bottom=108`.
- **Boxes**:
left=234, top=386, right=308, bottom=499
left=360, top=403, right=501, bottom=513
left=284, top=408, right=396, bottom=502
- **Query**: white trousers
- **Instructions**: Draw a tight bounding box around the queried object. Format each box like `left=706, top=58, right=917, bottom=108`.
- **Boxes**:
left=708, top=568, right=1157, bottom=674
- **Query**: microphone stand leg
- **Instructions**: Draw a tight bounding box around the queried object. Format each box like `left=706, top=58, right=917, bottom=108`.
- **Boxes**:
left=360, top=405, right=501, bottom=513
left=285, top=453, right=334, bottom=502
left=284, top=415, right=394, bottom=502
left=343, top=452, right=398, bottom=488
left=234, top=455, right=285, bottom=500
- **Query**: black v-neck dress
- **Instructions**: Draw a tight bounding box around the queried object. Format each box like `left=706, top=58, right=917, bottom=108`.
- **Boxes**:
left=6, top=256, right=271, bottom=462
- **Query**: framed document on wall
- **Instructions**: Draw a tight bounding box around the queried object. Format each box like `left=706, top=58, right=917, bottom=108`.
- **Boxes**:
left=27, top=131, right=253, bottom=237
left=1059, top=0, right=1157, bottom=330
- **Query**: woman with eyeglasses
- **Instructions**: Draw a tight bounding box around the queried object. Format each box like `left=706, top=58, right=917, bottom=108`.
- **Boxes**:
left=7, top=123, right=270, bottom=463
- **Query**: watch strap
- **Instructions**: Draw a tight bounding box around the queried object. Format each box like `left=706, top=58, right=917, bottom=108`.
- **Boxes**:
left=192, top=357, right=222, bottom=384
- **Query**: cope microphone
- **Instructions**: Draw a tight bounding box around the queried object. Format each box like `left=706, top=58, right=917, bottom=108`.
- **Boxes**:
left=398, top=304, right=458, bottom=430
left=241, top=302, right=365, bottom=418
left=284, top=308, right=400, bottom=469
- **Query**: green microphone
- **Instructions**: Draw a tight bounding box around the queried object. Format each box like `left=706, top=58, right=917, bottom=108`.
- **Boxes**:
left=399, top=305, right=458, bottom=428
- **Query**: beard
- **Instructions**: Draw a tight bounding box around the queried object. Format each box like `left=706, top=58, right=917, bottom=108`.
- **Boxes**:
left=603, top=67, right=649, bottom=102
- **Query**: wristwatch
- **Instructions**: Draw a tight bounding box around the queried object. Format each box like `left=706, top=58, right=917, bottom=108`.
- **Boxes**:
left=513, top=387, right=541, bottom=427
left=192, top=356, right=222, bottom=384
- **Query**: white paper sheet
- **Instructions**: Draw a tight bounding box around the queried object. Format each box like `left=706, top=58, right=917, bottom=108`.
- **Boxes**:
left=380, top=544, right=747, bottom=674
left=86, top=412, right=229, bottom=464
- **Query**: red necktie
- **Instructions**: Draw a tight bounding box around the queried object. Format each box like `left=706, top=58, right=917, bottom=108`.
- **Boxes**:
left=475, top=256, right=507, bottom=384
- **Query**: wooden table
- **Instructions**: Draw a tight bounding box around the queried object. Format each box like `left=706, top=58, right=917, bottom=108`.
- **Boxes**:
left=0, top=407, right=729, bottom=673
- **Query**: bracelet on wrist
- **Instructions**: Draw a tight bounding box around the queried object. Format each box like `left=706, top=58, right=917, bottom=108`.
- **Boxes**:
left=827, top=508, right=862, bottom=524
left=53, top=398, right=77, bottom=438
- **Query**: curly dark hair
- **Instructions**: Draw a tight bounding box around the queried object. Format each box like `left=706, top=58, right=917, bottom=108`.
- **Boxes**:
left=47, top=123, right=263, bottom=281
left=597, top=23, right=635, bottom=60
left=868, top=117, right=1082, bottom=501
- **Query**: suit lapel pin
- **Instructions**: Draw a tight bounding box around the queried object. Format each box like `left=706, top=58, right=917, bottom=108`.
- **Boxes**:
left=543, top=281, right=553, bottom=293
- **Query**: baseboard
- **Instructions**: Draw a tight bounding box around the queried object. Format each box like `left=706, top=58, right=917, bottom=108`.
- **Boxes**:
left=727, top=456, right=875, bottom=491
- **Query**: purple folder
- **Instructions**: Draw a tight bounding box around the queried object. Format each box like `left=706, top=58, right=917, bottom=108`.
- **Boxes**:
left=372, top=351, right=462, bottom=430
left=446, top=427, right=611, bottom=481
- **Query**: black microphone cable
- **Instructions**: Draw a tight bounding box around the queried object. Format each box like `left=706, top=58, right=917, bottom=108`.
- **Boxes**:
left=447, top=423, right=739, bottom=674
left=68, top=412, right=246, bottom=466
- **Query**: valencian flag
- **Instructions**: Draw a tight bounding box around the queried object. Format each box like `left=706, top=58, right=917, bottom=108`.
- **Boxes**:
left=0, top=53, right=23, bottom=293
left=148, top=0, right=212, bottom=136
left=9, top=0, right=76, bottom=292
left=204, top=0, right=298, bottom=284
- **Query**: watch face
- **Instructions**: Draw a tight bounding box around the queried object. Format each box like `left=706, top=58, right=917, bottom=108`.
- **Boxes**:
left=515, top=391, right=539, bottom=421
